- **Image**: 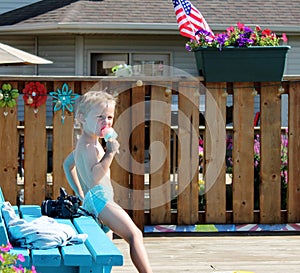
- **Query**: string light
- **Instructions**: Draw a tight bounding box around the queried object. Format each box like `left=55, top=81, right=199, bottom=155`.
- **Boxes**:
left=221, top=88, right=228, bottom=97
left=252, top=88, right=258, bottom=96
left=193, top=89, right=200, bottom=98
left=136, top=80, right=143, bottom=87
left=278, top=85, right=285, bottom=93
left=54, top=100, right=62, bottom=109
left=165, top=88, right=172, bottom=96
left=27, top=97, right=33, bottom=104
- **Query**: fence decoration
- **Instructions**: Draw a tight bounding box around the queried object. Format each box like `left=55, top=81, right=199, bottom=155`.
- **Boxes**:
left=49, top=83, right=80, bottom=124
left=0, top=83, right=19, bottom=116
left=22, top=82, right=48, bottom=115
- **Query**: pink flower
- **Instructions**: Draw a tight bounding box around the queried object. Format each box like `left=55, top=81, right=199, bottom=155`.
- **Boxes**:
left=262, top=28, right=272, bottom=36
left=255, top=25, right=262, bottom=32
left=282, top=33, right=288, bottom=42
left=226, top=26, right=235, bottom=34
left=0, top=243, right=13, bottom=252
left=237, top=22, right=244, bottom=31
left=0, top=244, right=37, bottom=273
left=17, top=254, right=25, bottom=262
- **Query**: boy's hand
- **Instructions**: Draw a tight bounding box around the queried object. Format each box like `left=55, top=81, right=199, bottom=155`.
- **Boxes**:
left=106, top=139, right=120, bottom=154
left=102, top=127, right=118, bottom=142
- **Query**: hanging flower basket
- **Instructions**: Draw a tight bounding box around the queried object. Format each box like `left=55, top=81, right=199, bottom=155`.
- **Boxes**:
left=186, top=22, right=290, bottom=82
left=193, top=45, right=290, bottom=82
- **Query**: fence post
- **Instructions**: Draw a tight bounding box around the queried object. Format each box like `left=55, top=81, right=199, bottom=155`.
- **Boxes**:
left=232, top=83, right=255, bottom=223
left=149, top=83, right=172, bottom=224
left=204, top=82, right=227, bottom=223
left=24, top=81, right=47, bottom=205
left=287, top=81, right=300, bottom=222
left=177, top=81, right=199, bottom=225
left=260, top=83, right=281, bottom=223
left=0, top=81, right=18, bottom=204
left=52, top=81, right=76, bottom=198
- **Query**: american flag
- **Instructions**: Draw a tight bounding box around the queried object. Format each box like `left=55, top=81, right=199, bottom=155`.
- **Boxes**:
left=172, top=0, right=214, bottom=40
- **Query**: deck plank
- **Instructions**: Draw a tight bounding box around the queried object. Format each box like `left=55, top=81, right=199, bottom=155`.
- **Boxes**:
left=112, top=235, right=300, bottom=273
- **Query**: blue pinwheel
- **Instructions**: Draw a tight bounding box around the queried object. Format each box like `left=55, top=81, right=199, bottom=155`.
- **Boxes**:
left=50, top=83, right=80, bottom=123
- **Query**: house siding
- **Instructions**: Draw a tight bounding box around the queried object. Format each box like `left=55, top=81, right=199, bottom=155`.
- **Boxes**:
left=36, top=35, right=76, bottom=76
left=0, top=34, right=299, bottom=77
left=284, top=35, right=300, bottom=75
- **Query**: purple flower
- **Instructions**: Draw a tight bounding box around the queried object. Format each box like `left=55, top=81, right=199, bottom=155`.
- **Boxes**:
left=216, top=33, right=228, bottom=45
left=244, top=26, right=254, bottom=35
left=237, top=37, right=253, bottom=47
left=185, top=43, right=192, bottom=51
left=195, top=29, right=211, bottom=37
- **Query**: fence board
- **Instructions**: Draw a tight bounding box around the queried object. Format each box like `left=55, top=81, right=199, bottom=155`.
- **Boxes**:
left=131, top=84, right=146, bottom=230
left=204, top=82, right=227, bottom=223
left=260, top=84, right=281, bottom=223
left=232, top=83, right=255, bottom=223
left=52, top=81, right=75, bottom=198
left=287, top=82, right=300, bottom=222
left=80, top=81, right=102, bottom=93
left=177, top=81, right=199, bottom=225
left=110, top=84, right=131, bottom=213
left=24, top=83, right=47, bottom=205
left=150, top=84, right=171, bottom=224
left=0, top=81, right=18, bottom=204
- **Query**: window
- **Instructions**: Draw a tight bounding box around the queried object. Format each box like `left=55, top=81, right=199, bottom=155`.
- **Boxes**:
left=132, top=54, right=170, bottom=76
left=91, top=53, right=170, bottom=76
left=91, top=53, right=128, bottom=76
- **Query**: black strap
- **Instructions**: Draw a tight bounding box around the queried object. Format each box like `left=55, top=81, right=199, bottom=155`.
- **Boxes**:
left=72, top=206, right=97, bottom=221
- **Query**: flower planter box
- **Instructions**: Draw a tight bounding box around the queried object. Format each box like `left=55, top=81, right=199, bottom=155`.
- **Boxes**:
left=193, top=46, right=290, bottom=82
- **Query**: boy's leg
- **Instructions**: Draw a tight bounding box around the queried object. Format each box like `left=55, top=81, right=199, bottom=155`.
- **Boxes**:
left=99, top=201, right=152, bottom=273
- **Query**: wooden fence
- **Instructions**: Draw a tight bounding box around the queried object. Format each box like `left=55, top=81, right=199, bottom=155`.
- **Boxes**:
left=0, top=76, right=300, bottom=230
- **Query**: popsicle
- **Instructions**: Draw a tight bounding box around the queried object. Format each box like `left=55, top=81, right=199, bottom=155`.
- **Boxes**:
left=102, top=127, right=118, bottom=142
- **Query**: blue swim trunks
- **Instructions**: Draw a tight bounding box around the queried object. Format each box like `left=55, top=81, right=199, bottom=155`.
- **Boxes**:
left=82, top=184, right=113, bottom=232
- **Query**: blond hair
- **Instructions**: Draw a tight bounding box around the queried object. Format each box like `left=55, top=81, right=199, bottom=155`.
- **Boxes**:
left=75, top=91, right=117, bottom=121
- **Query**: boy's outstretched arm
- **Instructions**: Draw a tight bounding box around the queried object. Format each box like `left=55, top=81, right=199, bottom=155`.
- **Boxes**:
left=63, top=151, right=85, bottom=201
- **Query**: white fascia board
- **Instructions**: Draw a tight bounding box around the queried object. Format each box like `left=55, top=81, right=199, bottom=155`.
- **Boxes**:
left=0, top=23, right=299, bottom=35
left=0, top=23, right=181, bottom=35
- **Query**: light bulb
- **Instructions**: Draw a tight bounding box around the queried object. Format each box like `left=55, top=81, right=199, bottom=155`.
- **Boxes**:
left=165, top=88, right=172, bottom=96
left=136, top=80, right=143, bottom=87
left=222, top=91, right=228, bottom=97
left=252, top=89, right=258, bottom=96
left=27, top=97, right=33, bottom=104
left=278, top=86, right=285, bottom=94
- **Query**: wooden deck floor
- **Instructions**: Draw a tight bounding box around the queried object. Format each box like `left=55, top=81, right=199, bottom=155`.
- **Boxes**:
left=111, top=234, right=300, bottom=273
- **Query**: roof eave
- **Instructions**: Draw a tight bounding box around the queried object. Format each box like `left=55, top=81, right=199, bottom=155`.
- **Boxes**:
left=0, top=23, right=181, bottom=35
left=0, top=23, right=299, bottom=35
